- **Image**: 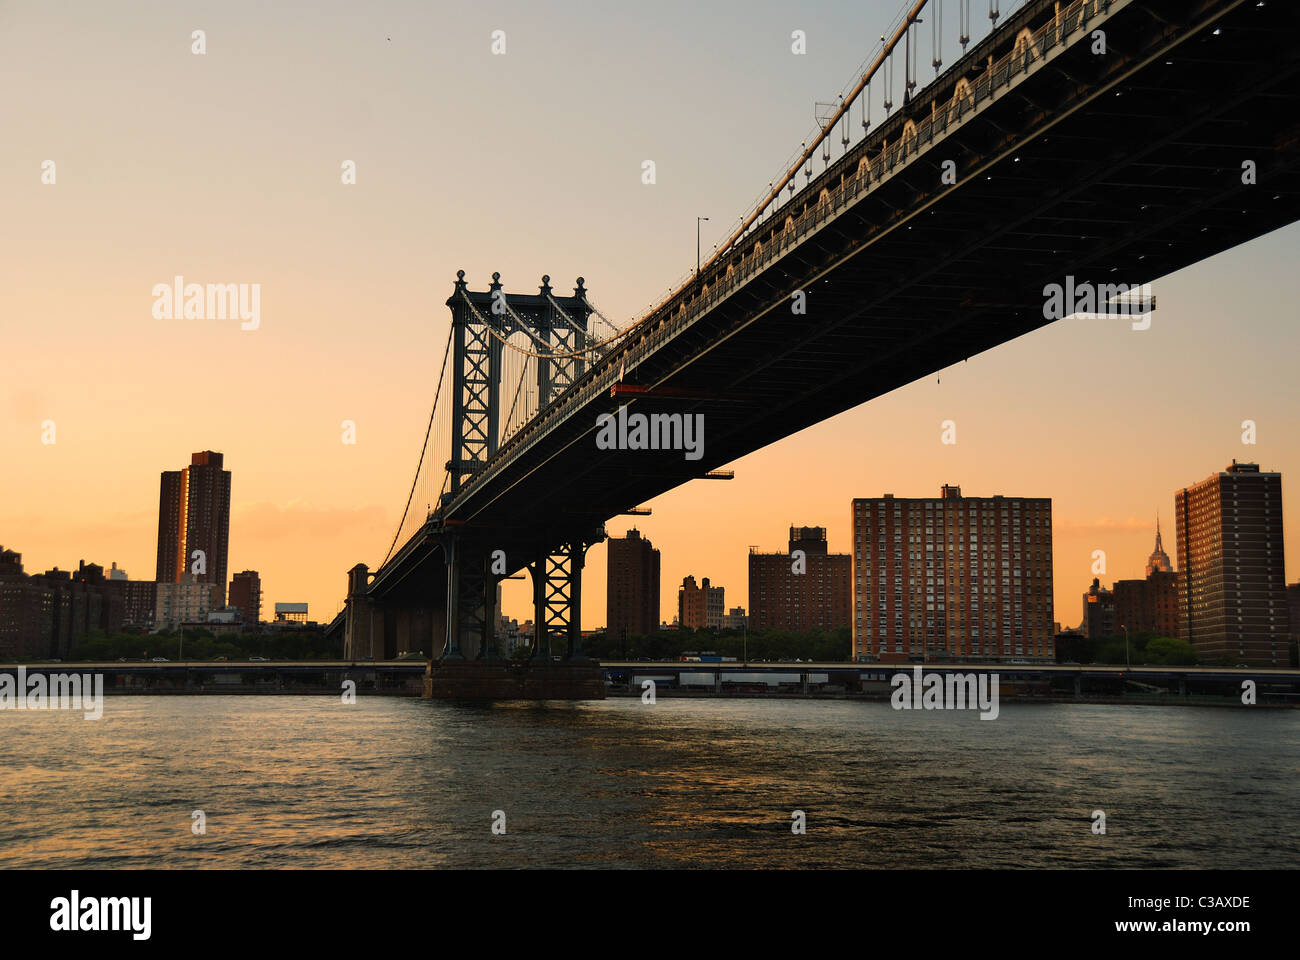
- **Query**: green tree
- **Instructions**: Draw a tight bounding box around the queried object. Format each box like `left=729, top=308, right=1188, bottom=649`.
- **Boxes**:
left=1144, top=636, right=1199, bottom=665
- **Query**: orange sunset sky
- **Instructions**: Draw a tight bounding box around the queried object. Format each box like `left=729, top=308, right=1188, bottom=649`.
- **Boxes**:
left=3, top=0, right=1298, bottom=632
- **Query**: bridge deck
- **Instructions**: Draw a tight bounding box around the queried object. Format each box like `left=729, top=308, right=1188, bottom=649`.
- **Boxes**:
left=370, top=0, right=1300, bottom=606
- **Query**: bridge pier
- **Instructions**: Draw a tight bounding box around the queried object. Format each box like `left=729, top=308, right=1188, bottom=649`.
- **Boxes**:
left=344, top=564, right=377, bottom=660
left=344, top=563, right=444, bottom=661
left=421, top=529, right=605, bottom=700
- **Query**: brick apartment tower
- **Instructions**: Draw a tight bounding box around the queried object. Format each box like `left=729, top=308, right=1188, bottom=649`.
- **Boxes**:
left=1081, top=577, right=1116, bottom=638
left=677, top=575, right=722, bottom=630
left=748, top=526, right=851, bottom=632
left=851, top=485, right=1054, bottom=662
left=1175, top=461, right=1289, bottom=665
left=156, top=451, right=232, bottom=605
left=228, top=570, right=262, bottom=628
left=606, top=529, right=660, bottom=638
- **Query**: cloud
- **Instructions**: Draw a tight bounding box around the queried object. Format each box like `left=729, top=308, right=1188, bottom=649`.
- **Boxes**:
left=1053, top=516, right=1156, bottom=536
left=6, top=390, right=46, bottom=425
left=233, top=501, right=390, bottom=540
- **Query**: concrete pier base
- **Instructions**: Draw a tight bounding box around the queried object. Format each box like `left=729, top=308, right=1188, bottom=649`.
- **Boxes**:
left=423, top=660, right=606, bottom=700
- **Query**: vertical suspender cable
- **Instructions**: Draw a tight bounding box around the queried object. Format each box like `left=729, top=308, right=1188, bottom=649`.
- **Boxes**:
left=701, top=0, right=926, bottom=275
left=932, top=0, right=943, bottom=71
left=905, top=22, right=916, bottom=100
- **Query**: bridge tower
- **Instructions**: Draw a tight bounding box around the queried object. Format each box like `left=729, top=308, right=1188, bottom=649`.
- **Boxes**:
left=439, top=271, right=600, bottom=666
left=445, top=270, right=592, bottom=494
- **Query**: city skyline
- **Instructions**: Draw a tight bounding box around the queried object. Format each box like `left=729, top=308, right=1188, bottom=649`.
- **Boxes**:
left=3, top=0, right=1298, bottom=631
left=5, top=453, right=1292, bottom=638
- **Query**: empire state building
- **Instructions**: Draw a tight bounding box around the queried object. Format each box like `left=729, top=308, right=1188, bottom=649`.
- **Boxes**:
left=1146, top=518, right=1173, bottom=577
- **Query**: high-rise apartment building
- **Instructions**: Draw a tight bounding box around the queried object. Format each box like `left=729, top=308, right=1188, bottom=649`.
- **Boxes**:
left=1113, top=572, right=1178, bottom=638
left=111, top=579, right=157, bottom=630
left=1289, top=582, right=1300, bottom=648
left=723, top=606, right=749, bottom=631
left=606, top=529, right=660, bottom=638
left=0, top=547, right=49, bottom=660
left=1175, top=461, right=1289, bottom=665
left=678, top=575, right=724, bottom=631
left=155, top=575, right=223, bottom=631
left=228, top=570, right=262, bottom=628
left=851, top=485, right=1054, bottom=662
left=705, top=581, right=725, bottom=629
left=1082, top=577, right=1117, bottom=639
left=156, top=451, right=232, bottom=605
left=749, top=526, right=851, bottom=632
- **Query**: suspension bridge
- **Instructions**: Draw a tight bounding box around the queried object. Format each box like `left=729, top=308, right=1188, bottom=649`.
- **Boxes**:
left=335, top=0, right=1300, bottom=688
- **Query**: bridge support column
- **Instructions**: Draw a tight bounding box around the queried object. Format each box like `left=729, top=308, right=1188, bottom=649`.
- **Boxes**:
left=566, top=540, right=586, bottom=661
left=442, top=537, right=465, bottom=660
left=528, top=527, right=605, bottom=662
left=529, top=548, right=560, bottom=661
left=343, top=563, right=374, bottom=660
left=477, top=560, right=499, bottom=662
left=440, top=535, right=498, bottom=661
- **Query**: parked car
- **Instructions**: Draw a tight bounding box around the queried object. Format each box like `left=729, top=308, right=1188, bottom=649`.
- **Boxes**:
left=248, top=656, right=268, bottom=661
left=151, top=657, right=169, bottom=662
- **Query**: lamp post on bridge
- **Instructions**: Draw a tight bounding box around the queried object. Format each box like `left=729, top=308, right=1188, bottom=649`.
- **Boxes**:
left=697, top=217, right=709, bottom=278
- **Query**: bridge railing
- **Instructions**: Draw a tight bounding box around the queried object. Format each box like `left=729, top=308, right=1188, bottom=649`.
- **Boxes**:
left=444, top=0, right=1112, bottom=513
left=617, top=0, right=1088, bottom=340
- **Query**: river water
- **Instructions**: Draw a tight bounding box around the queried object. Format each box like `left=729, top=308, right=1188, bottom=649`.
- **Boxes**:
left=0, top=697, right=1295, bottom=868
